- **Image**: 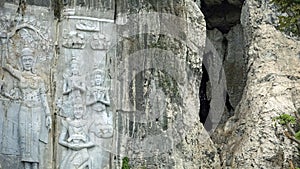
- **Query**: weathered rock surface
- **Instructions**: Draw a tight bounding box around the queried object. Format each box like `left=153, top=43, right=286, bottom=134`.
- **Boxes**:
left=0, top=0, right=221, bottom=169
left=221, top=0, right=300, bottom=168
left=207, top=24, right=246, bottom=110
left=1, top=0, right=299, bottom=168
left=113, top=0, right=220, bottom=168
left=0, top=2, right=54, bottom=169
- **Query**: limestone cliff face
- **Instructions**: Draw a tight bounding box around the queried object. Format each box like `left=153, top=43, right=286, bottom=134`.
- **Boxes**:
left=0, top=0, right=299, bottom=168
left=220, top=0, right=300, bottom=168
left=0, top=0, right=221, bottom=168
left=114, top=0, right=221, bottom=168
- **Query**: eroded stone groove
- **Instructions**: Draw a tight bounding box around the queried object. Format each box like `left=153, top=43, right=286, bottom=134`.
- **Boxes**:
left=199, top=62, right=211, bottom=130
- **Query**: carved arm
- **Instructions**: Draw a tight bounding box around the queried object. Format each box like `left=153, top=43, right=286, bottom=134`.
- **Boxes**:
left=86, top=91, right=97, bottom=106
left=63, top=78, right=72, bottom=95
left=76, top=140, right=95, bottom=150
left=99, top=90, right=110, bottom=106
left=100, top=129, right=113, bottom=138
left=2, top=63, right=21, bottom=80
left=58, top=122, right=70, bottom=148
left=73, top=81, right=86, bottom=92
left=40, top=81, right=52, bottom=130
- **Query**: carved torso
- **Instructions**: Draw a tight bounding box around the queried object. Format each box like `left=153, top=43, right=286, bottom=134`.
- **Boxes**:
left=66, top=119, right=89, bottom=144
left=87, top=86, right=107, bottom=111
left=66, top=74, right=84, bottom=89
left=19, top=72, right=44, bottom=106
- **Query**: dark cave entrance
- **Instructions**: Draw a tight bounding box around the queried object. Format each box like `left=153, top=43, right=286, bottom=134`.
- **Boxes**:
left=198, top=0, right=246, bottom=130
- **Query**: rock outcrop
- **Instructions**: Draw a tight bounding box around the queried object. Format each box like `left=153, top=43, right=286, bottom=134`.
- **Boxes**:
left=114, top=0, right=221, bottom=168
left=220, top=0, right=300, bottom=168
left=0, top=0, right=299, bottom=168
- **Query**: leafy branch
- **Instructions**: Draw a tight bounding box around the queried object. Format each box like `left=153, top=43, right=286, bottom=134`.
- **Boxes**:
left=274, top=109, right=300, bottom=168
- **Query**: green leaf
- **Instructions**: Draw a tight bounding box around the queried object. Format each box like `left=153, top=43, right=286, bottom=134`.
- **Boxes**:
left=274, top=114, right=296, bottom=125
left=122, top=157, right=130, bottom=169
left=295, top=131, right=300, bottom=140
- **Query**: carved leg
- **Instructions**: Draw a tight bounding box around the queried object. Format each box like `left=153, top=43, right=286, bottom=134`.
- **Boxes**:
left=24, top=162, right=31, bottom=169
left=32, top=163, right=38, bottom=169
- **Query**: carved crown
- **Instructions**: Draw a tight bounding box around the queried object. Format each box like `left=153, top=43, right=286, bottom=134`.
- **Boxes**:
left=21, top=48, right=34, bottom=57
left=92, top=63, right=105, bottom=75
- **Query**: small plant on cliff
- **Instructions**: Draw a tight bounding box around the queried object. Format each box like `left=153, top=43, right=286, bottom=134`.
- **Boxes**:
left=122, top=157, right=130, bottom=169
left=271, top=0, right=300, bottom=36
left=274, top=109, right=300, bottom=168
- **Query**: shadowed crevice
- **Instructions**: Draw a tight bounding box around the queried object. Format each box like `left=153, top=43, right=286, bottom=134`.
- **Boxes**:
left=199, top=63, right=212, bottom=130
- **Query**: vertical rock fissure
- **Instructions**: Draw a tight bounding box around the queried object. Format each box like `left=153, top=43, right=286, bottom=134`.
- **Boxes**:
left=199, top=63, right=211, bottom=130
left=52, top=0, right=62, bottom=20
left=199, top=0, right=246, bottom=120
left=52, top=1, right=62, bottom=168
left=222, top=37, right=228, bottom=63
left=52, top=20, right=59, bottom=169
left=114, top=0, right=117, bottom=22
left=199, top=0, right=246, bottom=166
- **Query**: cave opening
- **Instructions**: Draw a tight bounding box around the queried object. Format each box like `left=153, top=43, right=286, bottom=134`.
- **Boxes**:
left=200, top=0, right=244, bottom=33
left=198, top=0, right=246, bottom=130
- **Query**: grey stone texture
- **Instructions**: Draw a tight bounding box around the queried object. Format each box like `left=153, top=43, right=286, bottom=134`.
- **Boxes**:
left=112, top=0, right=220, bottom=168
left=0, top=2, right=54, bottom=169
left=55, top=1, right=116, bottom=169
left=0, top=0, right=221, bottom=168
left=220, top=0, right=300, bottom=168
left=206, top=24, right=246, bottom=114
left=1, top=0, right=300, bottom=168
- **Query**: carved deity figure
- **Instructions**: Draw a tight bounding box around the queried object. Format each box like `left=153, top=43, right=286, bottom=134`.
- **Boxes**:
left=86, top=68, right=112, bottom=138
left=86, top=68, right=113, bottom=169
left=59, top=101, right=95, bottom=169
left=3, top=47, right=52, bottom=169
left=63, top=56, right=86, bottom=106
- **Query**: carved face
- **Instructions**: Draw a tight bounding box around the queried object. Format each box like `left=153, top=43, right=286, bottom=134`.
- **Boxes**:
left=21, top=55, right=34, bottom=71
left=71, top=63, right=79, bottom=76
left=73, top=104, right=84, bottom=119
left=95, top=74, right=104, bottom=86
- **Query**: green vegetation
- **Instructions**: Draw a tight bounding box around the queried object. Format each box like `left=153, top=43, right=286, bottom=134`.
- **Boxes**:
left=274, top=109, right=300, bottom=168
left=274, top=113, right=296, bottom=125
left=122, top=157, right=130, bottom=169
left=271, top=0, right=300, bottom=36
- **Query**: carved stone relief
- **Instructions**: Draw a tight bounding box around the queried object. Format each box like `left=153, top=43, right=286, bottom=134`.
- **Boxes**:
left=76, top=20, right=100, bottom=32
left=56, top=9, right=116, bottom=168
left=0, top=3, right=54, bottom=169
left=58, top=100, right=95, bottom=169
left=90, top=33, right=110, bottom=50
left=62, top=31, right=86, bottom=49
left=0, top=0, right=212, bottom=168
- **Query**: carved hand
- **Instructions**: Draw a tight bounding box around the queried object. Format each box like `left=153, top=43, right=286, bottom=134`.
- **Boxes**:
left=68, top=143, right=92, bottom=150
left=99, top=93, right=104, bottom=99
left=68, top=143, right=82, bottom=151
left=73, top=82, right=79, bottom=89
left=94, top=94, right=99, bottom=102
